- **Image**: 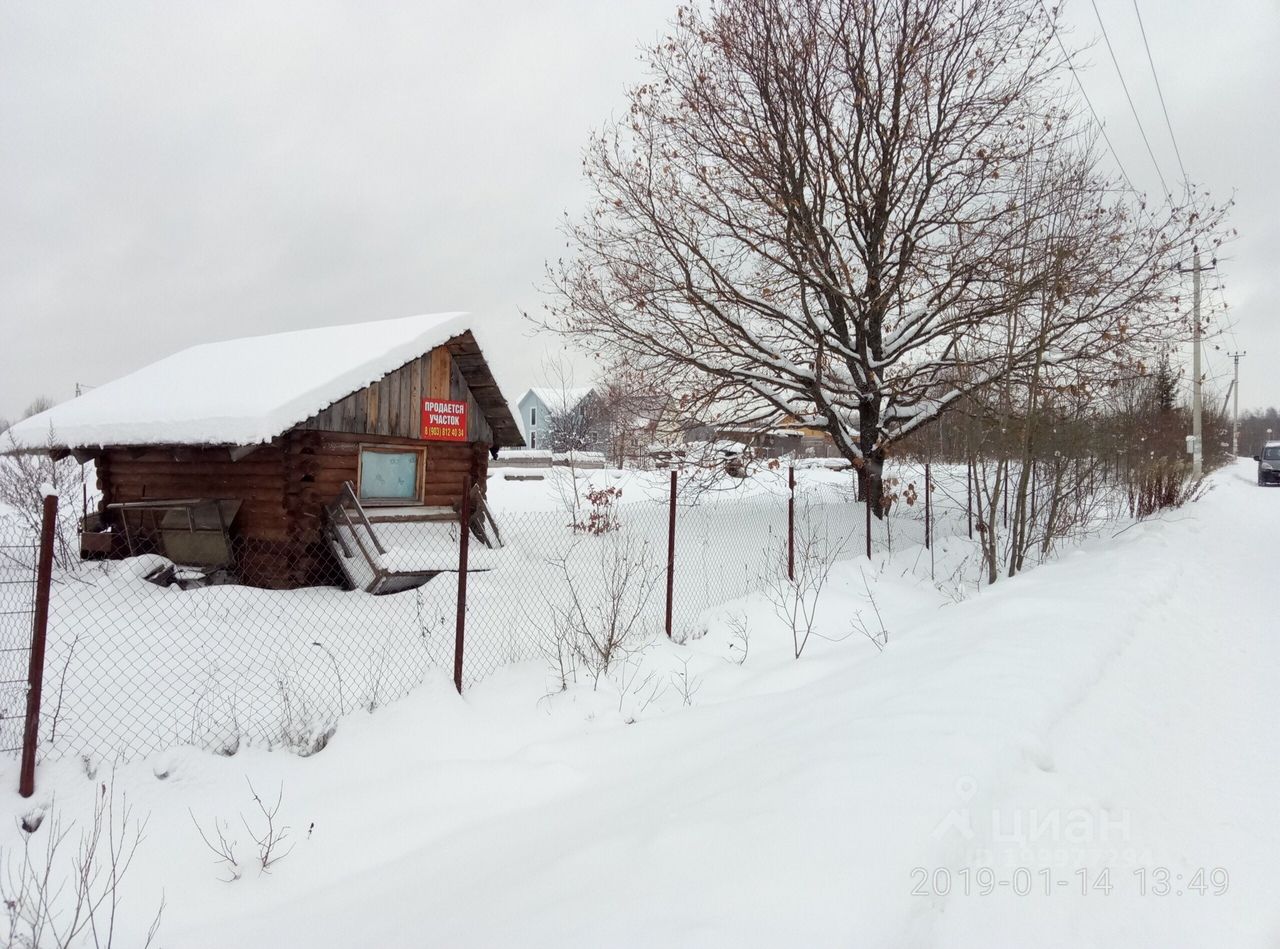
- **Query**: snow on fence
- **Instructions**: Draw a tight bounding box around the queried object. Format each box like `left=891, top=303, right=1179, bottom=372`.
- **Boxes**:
left=0, top=465, right=944, bottom=769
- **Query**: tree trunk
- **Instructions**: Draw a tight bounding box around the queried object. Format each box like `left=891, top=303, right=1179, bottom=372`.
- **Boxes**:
left=858, top=400, right=887, bottom=519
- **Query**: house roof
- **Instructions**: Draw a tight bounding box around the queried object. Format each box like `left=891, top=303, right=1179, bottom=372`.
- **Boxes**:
left=523, top=387, right=594, bottom=414
left=5, top=312, right=523, bottom=451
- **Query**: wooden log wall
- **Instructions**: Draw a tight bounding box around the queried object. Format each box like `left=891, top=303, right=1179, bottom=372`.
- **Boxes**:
left=94, top=443, right=294, bottom=587
left=96, top=445, right=290, bottom=541
left=284, top=430, right=490, bottom=587
left=93, top=433, right=491, bottom=589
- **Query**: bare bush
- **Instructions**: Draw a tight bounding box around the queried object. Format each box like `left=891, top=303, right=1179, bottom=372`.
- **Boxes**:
left=1, top=781, right=163, bottom=948
left=545, top=534, right=661, bottom=687
left=363, top=644, right=390, bottom=713
left=725, top=611, right=751, bottom=665
left=190, top=780, right=294, bottom=882
left=1126, top=459, right=1206, bottom=520
left=275, top=668, right=335, bottom=756
left=571, top=485, right=623, bottom=535
left=614, top=654, right=664, bottom=717
left=762, top=508, right=851, bottom=659
left=242, top=781, right=293, bottom=873
left=850, top=568, right=889, bottom=652
left=189, top=812, right=241, bottom=883
left=669, top=657, right=703, bottom=707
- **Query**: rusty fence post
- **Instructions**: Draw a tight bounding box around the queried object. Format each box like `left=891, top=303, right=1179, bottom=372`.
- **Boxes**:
left=787, top=466, right=795, bottom=582
left=453, top=476, right=471, bottom=694
left=664, top=469, right=676, bottom=638
left=20, top=494, right=57, bottom=798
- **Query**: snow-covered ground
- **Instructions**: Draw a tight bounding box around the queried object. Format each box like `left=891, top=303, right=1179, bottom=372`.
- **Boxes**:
left=1, top=459, right=1276, bottom=946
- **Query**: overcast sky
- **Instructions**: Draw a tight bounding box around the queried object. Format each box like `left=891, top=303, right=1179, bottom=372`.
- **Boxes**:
left=1, top=0, right=1275, bottom=423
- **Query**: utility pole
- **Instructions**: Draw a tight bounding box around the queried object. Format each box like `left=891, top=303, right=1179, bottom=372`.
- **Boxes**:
left=1191, top=252, right=1203, bottom=479
left=1227, top=351, right=1246, bottom=458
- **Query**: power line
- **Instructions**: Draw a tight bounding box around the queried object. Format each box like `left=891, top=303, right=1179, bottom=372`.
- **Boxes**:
left=1038, top=0, right=1136, bottom=192
left=1132, top=0, right=1190, bottom=189
left=1089, top=0, right=1171, bottom=197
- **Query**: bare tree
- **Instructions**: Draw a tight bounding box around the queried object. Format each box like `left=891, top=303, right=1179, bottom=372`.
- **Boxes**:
left=538, top=357, right=596, bottom=455
left=546, top=0, right=1226, bottom=515
left=0, top=428, right=92, bottom=568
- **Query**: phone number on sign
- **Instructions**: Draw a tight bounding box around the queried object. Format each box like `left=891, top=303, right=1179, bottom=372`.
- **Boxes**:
left=911, top=866, right=1230, bottom=897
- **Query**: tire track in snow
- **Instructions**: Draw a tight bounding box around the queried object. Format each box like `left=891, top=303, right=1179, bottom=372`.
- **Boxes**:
left=923, top=463, right=1280, bottom=948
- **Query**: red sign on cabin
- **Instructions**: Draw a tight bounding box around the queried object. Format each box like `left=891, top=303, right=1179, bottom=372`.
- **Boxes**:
left=421, top=398, right=468, bottom=442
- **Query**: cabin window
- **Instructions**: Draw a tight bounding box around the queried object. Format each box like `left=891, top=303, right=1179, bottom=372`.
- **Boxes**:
left=358, top=446, right=424, bottom=504
left=530, top=406, right=537, bottom=427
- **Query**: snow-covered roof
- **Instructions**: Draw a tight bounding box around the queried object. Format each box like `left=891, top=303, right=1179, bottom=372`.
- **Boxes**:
left=6, top=312, right=516, bottom=450
left=523, top=386, right=594, bottom=414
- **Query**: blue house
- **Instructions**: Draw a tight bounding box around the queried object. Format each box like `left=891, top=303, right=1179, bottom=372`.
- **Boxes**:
left=516, top=387, right=594, bottom=451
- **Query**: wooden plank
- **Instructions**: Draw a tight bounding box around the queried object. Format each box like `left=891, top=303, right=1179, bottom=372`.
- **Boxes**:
left=449, top=360, right=462, bottom=402
left=428, top=347, right=451, bottom=400
left=106, top=482, right=285, bottom=504
left=408, top=354, right=423, bottom=440
left=106, top=474, right=289, bottom=491
left=287, top=438, right=359, bottom=455
left=106, top=460, right=289, bottom=476
left=376, top=379, right=390, bottom=436
left=288, top=481, right=359, bottom=499
left=388, top=364, right=403, bottom=438
left=287, top=460, right=359, bottom=478
left=396, top=362, right=410, bottom=436
left=450, top=354, right=488, bottom=371
left=418, top=355, right=430, bottom=414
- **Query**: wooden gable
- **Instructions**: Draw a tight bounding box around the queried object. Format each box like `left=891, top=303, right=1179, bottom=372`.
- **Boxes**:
left=295, top=331, right=521, bottom=447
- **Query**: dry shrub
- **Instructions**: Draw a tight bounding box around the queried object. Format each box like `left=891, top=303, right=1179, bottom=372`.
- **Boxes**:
left=1127, top=459, right=1205, bottom=520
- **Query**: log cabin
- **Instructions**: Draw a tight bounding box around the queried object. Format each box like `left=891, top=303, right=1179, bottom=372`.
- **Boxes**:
left=5, top=313, right=523, bottom=591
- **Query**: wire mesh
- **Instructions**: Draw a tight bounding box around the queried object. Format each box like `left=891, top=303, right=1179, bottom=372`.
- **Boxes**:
left=1, top=462, right=952, bottom=767
left=0, top=537, right=36, bottom=755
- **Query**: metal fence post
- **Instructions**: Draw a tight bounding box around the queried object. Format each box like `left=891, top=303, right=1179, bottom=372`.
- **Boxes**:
left=864, top=487, right=872, bottom=560
left=966, top=459, right=973, bottom=539
left=924, top=462, right=932, bottom=551
left=787, top=465, right=795, bottom=582
left=1002, top=465, right=1008, bottom=529
left=664, top=469, right=676, bottom=638
left=20, top=494, right=57, bottom=798
left=453, top=477, right=471, bottom=694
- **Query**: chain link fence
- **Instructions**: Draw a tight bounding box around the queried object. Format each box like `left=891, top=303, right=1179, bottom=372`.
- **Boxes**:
left=0, top=462, right=945, bottom=770
left=0, top=535, right=37, bottom=756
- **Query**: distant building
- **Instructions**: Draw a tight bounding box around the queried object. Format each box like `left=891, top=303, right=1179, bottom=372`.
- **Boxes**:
left=516, top=387, right=594, bottom=451
left=681, top=416, right=845, bottom=459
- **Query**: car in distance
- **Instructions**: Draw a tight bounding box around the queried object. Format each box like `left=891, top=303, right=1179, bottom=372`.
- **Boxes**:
left=1255, top=442, right=1280, bottom=486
